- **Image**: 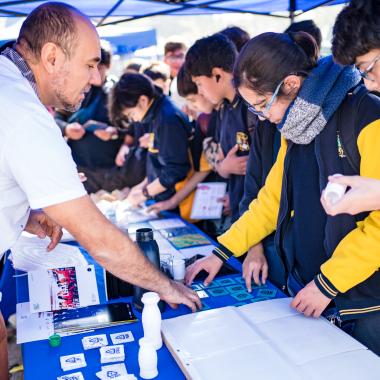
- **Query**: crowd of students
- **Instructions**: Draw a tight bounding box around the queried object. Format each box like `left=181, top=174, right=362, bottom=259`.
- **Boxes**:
left=5, top=0, right=380, bottom=360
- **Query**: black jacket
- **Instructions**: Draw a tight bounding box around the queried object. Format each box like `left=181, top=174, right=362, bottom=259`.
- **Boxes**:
left=143, top=94, right=191, bottom=201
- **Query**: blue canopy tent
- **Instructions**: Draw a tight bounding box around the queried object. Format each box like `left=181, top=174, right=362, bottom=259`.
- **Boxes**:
left=0, top=29, right=157, bottom=54
left=101, top=29, right=157, bottom=54
left=0, top=0, right=348, bottom=26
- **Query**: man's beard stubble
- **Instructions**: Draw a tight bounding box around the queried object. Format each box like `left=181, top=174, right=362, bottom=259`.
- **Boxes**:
left=51, top=69, right=84, bottom=113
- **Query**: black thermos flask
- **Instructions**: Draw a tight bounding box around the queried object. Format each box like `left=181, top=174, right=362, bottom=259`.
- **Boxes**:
left=132, top=228, right=166, bottom=312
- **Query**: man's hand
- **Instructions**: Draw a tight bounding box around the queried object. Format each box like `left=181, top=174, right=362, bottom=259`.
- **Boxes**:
left=242, top=243, right=268, bottom=292
left=24, top=210, right=63, bottom=251
left=291, top=280, right=331, bottom=318
left=321, top=175, right=380, bottom=216
left=160, top=280, right=202, bottom=312
left=217, top=145, right=248, bottom=178
left=94, top=126, right=118, bottom=141
left=185, top=254, right=223, bottom=286
left=65, top=122, right=85, bottom=140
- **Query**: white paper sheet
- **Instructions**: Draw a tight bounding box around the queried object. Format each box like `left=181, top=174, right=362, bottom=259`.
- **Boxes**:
left=300, top=350, right=380, bottom=380
left=238, top=297, right=299, bottom=324
left=148, top=218, right=186, bottom=230
left=190, top=182, right=227, bottom=220
left=28, top=265, right=99, bottom=313
left=162, top=307, right=264, bottom=358
left=162, top=299, right=380, bottom=380
left=16, top=302, right=53, bottom=344
left=254, top=314, right=365, bottom=365
left=11, top=236, right=87, bottom=272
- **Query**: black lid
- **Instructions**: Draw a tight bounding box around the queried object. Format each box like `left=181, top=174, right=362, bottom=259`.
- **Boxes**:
left=136, top=228, right=154, bottom=242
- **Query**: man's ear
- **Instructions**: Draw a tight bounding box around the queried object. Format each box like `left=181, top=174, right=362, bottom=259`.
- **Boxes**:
left=40, top=42, right=65, bottom=74
left=283, top=75, right=302, bottom=96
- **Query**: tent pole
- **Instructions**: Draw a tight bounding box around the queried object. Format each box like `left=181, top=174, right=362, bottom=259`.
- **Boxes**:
left=289, top=0, right=296, bottom=23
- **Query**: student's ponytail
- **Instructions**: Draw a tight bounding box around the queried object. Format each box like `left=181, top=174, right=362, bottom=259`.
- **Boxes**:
left=288, top=31, right=319, bottom=69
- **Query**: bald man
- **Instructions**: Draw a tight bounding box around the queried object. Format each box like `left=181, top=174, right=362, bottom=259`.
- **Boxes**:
left=0, top=3, right=200, bottom=377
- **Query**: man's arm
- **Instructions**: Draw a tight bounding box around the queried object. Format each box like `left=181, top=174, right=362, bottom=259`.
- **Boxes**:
left=44, top=196, right=201, bottom=311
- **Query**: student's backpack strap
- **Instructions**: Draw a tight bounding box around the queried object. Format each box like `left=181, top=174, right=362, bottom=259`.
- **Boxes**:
left=337, top=84, right=369, bottom=174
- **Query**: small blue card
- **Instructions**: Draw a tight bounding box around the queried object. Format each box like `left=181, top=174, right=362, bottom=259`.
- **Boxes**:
left=230, top=291, right=254, bottom=301
left=191, top=284, right=203, bottom=291
left=225, top=284, right=246, bottom=294
left=215, top=278, right=236, bottom=286
left=199, top=301, right=211, bottom=311
left=201, top=280, right=220, bottom=289
left=207, top=287, right=229, bottom=297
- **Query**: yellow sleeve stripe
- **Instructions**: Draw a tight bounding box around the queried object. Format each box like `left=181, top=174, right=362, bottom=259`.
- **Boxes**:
left=317, top=274, right=338, bottom=297
left=214, top=247, right=230, bottom=261
left=340, top=305, right=380, bottom=316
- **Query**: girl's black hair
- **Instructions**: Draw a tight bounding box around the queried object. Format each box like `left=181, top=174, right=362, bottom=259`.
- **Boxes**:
left=109, top=73, right=156, bottom=124
left=233, top=32, right=319, bottom=95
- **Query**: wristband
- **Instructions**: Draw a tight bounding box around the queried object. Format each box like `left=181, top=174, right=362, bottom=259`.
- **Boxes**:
left=142, top=187, right=154, bottom=200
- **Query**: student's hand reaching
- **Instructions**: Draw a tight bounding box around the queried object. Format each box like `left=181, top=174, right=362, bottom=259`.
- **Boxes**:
left=291, top=280, right=331, bottom=318
left=242, top=243, right=268, bottom=292
left=321, top=175, right=380, bottom=216
left=148, top=198, right=176, bottom=213
left=185, top=254, right=223, bottom=286
left=65, top=122, right=85, bottom=140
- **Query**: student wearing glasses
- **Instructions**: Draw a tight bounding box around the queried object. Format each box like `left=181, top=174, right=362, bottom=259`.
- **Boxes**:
left=186, top=31, right=380, bottom=354
left=319, top=0, right=380, bottom=217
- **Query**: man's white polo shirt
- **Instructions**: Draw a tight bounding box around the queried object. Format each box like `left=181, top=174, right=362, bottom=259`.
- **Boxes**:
left=0, top=55, right=86, bottom=254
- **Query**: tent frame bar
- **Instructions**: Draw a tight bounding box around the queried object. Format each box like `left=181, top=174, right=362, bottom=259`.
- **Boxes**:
left=0, top=0, right=346, bottom=26
left=97, top=0, right=292, bottom=27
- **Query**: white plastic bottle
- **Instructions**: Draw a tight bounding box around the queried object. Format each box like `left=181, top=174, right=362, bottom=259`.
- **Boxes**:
left=142, top=292, right=162, bottom=350
left=324, top=174, right=347, bottom=205
left=138, top=337, right=158, bottom=379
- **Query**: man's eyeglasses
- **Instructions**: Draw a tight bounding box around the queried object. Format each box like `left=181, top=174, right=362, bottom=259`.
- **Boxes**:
left=358, top=53, right=380, bottom=81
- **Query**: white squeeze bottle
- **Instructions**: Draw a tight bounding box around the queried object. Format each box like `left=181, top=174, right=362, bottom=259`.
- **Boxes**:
left=324, top=174, right=347, bottom=205
left=138, top=337, right=158, bottom=379
left=142, top=292, right=162, bottom=350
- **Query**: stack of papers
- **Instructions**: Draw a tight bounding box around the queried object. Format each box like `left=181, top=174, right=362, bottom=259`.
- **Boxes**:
left=100, top=345, right=125, bottom=364
left=60, top=353, right=86, bottom=371
left=162, top=298, right=380, bottom=380
left=28, top=265, right=99, bottom=313
left=11, top=236, right=87, bottom=272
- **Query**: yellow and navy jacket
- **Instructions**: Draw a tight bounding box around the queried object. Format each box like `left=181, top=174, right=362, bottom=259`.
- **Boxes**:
left=213, top=87, right=380, bottom=320
left=143, top=94, right=191, bottom=202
